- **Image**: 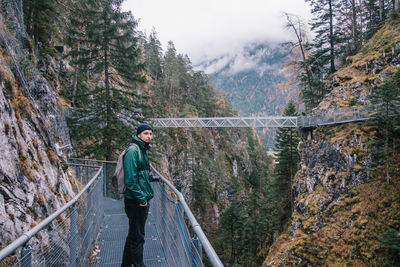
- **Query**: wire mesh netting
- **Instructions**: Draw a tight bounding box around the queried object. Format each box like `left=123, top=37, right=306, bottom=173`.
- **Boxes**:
left=298, top=105, right=382, bottom=127
left=98, top=161, right=204, bottom=267
left=1, top=156, right=217, bottom=267
left=151, top=179, right=203, bottom=267
left=0, top=0, right=73, bottom=154
left=0, top=163, right=104, bottom=267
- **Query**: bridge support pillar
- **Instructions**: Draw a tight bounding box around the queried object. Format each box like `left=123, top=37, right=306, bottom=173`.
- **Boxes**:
left=298, top=127, right=314, bottom=142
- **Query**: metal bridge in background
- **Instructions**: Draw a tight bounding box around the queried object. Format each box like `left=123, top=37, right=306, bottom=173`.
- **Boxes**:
left=151, top=104, right=383, bottom=128
left=152, top=116, right=298, bottom=128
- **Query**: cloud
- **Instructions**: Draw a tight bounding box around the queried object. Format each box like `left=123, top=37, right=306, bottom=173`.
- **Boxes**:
left=122, top=0, right=311, bottom=63
left=201, top=55, right=232, bottom=74
left=196, top=42, right=285, bottom=76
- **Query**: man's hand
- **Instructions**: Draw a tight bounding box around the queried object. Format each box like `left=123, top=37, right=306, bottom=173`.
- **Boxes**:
left=139, top=202, right=148, bottom=207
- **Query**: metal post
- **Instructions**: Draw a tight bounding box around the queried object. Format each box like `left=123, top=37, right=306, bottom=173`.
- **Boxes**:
left=85, top=160, right=89, bottom=184
left=69, top=205, right=77, bottom=267
left=85, top=186, right=92, bottom=252
left=192, top=235, right=202, bottom=259
left=77, top=164, right=82, bottom=184
left=21, top=243, right=31, bottom=267
left=103, top=163, right=107, bottom=197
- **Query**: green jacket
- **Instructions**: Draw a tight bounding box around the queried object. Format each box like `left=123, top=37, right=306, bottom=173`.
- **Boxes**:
left=123, top=135, right=154, bottom=204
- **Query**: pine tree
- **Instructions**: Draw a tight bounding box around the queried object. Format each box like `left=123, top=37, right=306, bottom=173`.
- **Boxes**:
left=144, top=30, right=163, bottom=81
left=66, top=0, right=145, bottom=160
left=23, top=0, right=58, bottom=56
left=217, top=201, right=245, bottom=265
left=305, top=0, right=340, bottom=74
left=272, top=101, right=300, bottom=225
left=303, top=0, right=368, bottom=111
left=379, top=225, right=400, bottom=265
left=301, top=0, right=343, bottom=110
left=363, top=0, right=385, bottom=40
left=369, top=70, right=400, bottom=184
left=336, top=0, right=362, bottom=57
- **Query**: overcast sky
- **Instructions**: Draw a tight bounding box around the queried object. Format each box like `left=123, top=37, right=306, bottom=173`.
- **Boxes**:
left=122, top=0, right=312, bottom=63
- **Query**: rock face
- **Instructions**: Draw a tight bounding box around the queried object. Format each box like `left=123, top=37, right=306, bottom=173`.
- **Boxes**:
left=264, top=20, right=400, bottom=266
left=156, top=127, right=257, bottom=233
left=0, top=4, right=77, bottom=260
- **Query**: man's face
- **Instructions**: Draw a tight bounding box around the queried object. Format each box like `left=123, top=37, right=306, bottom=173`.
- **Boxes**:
left=137, top=130, right=153, bottom=143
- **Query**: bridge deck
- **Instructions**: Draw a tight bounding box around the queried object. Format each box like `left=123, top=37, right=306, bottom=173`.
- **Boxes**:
left=93, top=197, right=168, bottom=267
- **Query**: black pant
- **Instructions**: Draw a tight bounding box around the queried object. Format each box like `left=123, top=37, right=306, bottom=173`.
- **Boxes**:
left=121, top=198, right=149, bottom=267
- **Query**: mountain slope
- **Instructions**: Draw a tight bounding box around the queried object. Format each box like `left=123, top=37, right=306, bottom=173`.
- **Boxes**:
left=264, top=18, right=400, bottom=266
left=196, top=42, right=292, bottom=116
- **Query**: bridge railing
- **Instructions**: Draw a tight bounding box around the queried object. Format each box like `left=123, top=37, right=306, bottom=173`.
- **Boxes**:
left=0, top=162, right=104, bottom=267
left=68, top=158, right=223, bottom=266
left=298, top=105, right=379, bottom=127
left=150, top=165, right=224, bottom=267
left=150, top=104, right=387, bottom=129
left=152, top=116, right=298, bottom=128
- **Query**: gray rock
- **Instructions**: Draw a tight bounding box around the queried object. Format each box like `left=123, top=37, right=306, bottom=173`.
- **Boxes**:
left=0, top=7, right=76, bottom=251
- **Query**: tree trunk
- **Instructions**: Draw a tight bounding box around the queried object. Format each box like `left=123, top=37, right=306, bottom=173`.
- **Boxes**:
left=104, top=12, right=112, bottom=161
left=385, top=125, right=390, bottom=184
left=284, top=13, right=315, bottom=110
left=328, top=0, right=336, bottom=73
left=289, top=129, right=294, bottom=213
left=72, top=42, right=80, bottom=105
left=360, top=0, right=365, bottom=45
left=351, top=0, right=358, bottom=51
left=385, top=104, right=390, bottom=184
left=395, top=0, right=400, bottom=10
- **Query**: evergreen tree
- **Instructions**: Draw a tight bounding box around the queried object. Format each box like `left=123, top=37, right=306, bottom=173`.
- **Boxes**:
left=300, top=0, right=343, bottom=111
left=299, top=44, right=326, bottom=112
left=217, top=201, right=245, bottom=265
left=379, top=226, right=400, bottom=265
left=271, top=101, right=300, bottom=226
left=66, top=0, right=145, bottom=160
left=369, top=70, right=400, bottom=184
left=23, top=0, right=58, bottom=56
left=144, top=30, right=163, bottom=81
left=336, top=0, right=362, bottom=57
left=302, top=0, right=369, bottom=111
left=298, top=0, right=398, bottom=111
left=305, top=0, right=340, bottom=74
left=363, top=0, right=386, bottom=40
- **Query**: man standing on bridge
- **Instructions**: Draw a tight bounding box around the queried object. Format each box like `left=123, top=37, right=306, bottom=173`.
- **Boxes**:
left=121, top=124, right=154, bottom=267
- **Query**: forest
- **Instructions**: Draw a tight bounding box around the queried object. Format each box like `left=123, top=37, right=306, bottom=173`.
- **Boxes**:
left=1, top=0, right=400, bottom=266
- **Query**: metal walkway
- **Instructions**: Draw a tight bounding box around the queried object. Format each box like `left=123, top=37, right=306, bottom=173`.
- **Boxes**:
left=151, top=104, right=385, bottom=128
left=0, top=160, right=223, bottom=267
left=93, top=197, right=167, bottom=267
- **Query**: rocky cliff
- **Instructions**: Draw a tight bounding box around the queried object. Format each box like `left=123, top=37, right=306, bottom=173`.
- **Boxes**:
left=152, top=122, right=268, bottom=237
left=0, top=3, right=78, bottom=256
left=264, top=18, right=400, bottom=266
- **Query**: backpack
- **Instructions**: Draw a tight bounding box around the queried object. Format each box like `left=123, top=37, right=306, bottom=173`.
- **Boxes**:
left=112, top=143, right=141, bottom=194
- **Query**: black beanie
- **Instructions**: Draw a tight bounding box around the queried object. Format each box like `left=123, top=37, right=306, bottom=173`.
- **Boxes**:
left=136, top=124, right=153, bottom=136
